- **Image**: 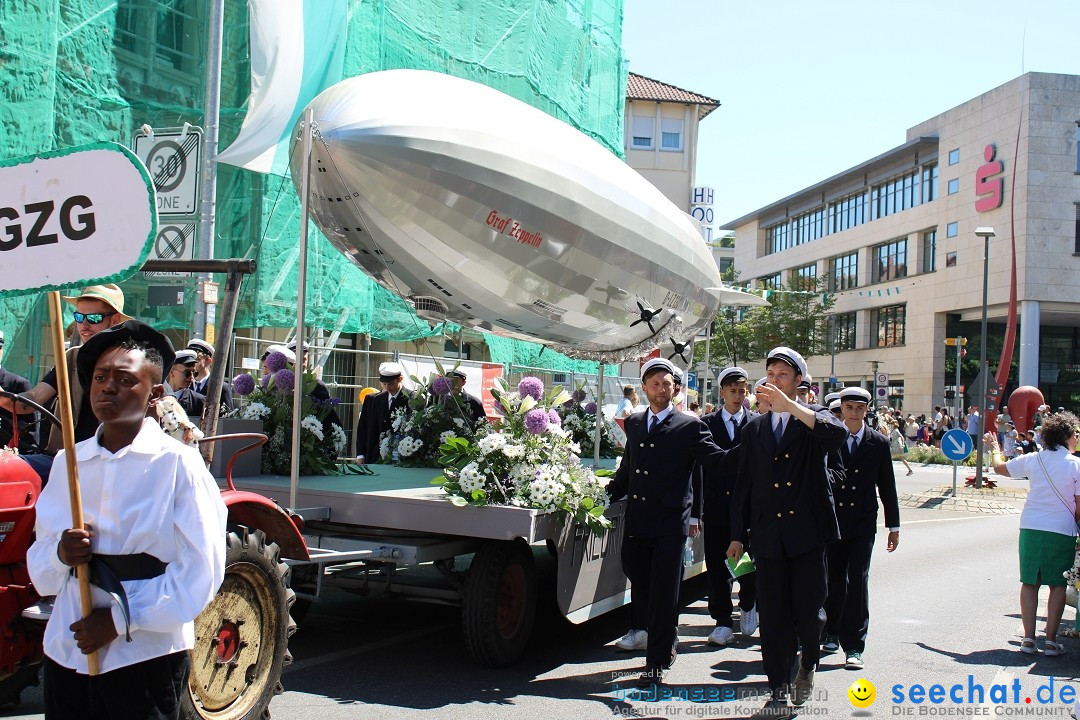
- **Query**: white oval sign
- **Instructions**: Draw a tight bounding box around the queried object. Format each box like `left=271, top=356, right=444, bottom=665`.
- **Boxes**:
left=0, top=142, right=156, bottom=298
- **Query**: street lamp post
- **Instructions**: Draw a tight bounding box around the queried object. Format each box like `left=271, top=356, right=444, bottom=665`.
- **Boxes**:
left=974, top=227, right=995, bottom=489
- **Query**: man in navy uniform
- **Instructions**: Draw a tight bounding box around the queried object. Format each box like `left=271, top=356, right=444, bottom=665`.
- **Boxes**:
left=700, top=366, right=757, bottom=646
left=822, top=386, right=900, bottom=670
left=356, top=361, right=413, bottom=464
left=187, top=338, right=233, bottom=413
left=442, top=368, right=485, bottom=425
left=606, top=357, right=730, bottom=687
left=728, top=347, right=847, bottom=716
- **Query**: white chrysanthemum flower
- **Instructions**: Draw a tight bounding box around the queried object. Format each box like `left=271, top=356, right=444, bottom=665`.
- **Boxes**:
left=379, top=435, right=391, bottom=459
left=453, top=417, right=466, bottom=429
left=439, top=430, right=457, bottom=444
left=404, top=422, right=415, bottom=433
left=398, top=436, right=422, bottom=457
left=502, top=443, right=524, bottom=459
left=478, top=433, right=507, bottom=455
left=301, top=415, right=324, bottom=441
left=241, top=402, right=271, bottom=421
left=458, top=461, right=485, bottom=493
left=331, top=424, right=347, bottom=453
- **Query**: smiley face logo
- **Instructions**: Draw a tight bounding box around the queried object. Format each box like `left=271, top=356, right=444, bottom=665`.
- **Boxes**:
left=848, top=679, right=876, bottom=708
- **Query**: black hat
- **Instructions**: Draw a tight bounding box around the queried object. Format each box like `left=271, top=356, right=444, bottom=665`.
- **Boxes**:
left=446, top=368, right=468, bottom=381
left=76, top=320, right=175, bottom=391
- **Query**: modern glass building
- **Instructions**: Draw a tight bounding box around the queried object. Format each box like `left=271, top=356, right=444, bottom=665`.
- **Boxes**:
left=720, top=73, right=1080, bottom=413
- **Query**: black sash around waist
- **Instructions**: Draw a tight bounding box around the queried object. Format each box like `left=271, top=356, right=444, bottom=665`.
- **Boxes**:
left=71, top=552, right=168, bottom=642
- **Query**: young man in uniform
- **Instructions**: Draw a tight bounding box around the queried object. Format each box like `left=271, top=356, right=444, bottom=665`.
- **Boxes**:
left=606, top=358, right=730, bottom=687
left=164, top=349, right=206, bottom=420
left=728, top=347, right=847, bottom=717
left=27, top=320, right=226, bottom=719
left=822, top=387, right=900, bottom=670
left=443, top=368, right=486, bottom=425
left=356, top=361, right=413, bottom=464
left=700, top=366, right=757, bottom=646
left=187, top=338, right=233, bottom=413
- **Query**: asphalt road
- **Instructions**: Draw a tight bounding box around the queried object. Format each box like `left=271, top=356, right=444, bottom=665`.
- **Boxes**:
left=4, top=463, right=1078, bottom=719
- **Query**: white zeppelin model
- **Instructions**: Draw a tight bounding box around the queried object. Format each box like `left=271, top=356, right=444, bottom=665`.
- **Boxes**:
left=290, top=69, right=727, bottom=360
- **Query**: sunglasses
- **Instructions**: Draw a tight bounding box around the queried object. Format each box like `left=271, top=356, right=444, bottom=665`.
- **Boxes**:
left=174, top=368, right=196, bottom=378
left=73, top=311, right=117, bottom=325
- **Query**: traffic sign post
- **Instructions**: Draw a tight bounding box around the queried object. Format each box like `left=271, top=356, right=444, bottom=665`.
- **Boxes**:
left=132, top=127, right=202, bottom=216
left=874, top=371, right=889, bottom=406
left=941, top=428, right=974, bottom=496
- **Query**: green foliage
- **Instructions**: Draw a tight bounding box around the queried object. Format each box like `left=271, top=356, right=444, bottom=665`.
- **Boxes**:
left=906, top=444, right=978, bottom=466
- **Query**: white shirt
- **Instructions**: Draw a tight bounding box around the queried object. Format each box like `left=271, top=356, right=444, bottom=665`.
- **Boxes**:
left=1005, top=448, right=1080, bottom=536
left=721, top=408, right=744, bottom=441
left=28, top=418, right=227, bottom=674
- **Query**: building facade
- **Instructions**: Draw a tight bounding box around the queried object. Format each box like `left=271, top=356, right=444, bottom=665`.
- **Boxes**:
left=721, top=73, right=1080, bottom=413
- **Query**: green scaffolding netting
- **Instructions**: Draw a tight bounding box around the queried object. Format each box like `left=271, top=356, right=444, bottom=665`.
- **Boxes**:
left=0, top=0, right=626, bottom=382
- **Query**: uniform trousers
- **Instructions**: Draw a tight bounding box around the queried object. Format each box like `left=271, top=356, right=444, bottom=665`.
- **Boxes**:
left=44, top=651, right=189, bottom=720
left=756, top=549, right=827, bottom=693
left=823, top=533, right=875, bottom=653
left=621, top=533, right=684, bottom=668
left=703, top=521, right=756, bottom=625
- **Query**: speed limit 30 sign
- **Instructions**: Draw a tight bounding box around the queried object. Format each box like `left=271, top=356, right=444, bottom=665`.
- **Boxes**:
left=132, top=127, right=202, bottom=216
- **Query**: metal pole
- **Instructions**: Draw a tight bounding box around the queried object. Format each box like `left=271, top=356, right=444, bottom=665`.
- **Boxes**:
left=290, top=109, right=315, bottom=509
left=954, top=336, right=961, bottom=497
left=195, top=0, right=225, bottom=337
left=829, top=317, right=837, bottom=394
left=593, top=363, right=605, bottom=467
left=703, top=321, right=711, bottom=408
left=975, top=234, right=990, bottom=488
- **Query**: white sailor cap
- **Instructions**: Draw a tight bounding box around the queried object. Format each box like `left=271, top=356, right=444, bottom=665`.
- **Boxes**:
left=822, top=391, right=840, bottom=406
left=187, top=338, right=214, bottom=357
left=829, top=398, right=842, bottom=411
left=766, top=346, right=807, bottom=378
left=378, top=361, right=404, bottom=380
left=446, top=368, right=468, bottom=381
left=0, top=329, right=5, bottom=346
left=717, top=366, right=748, bottom=386
left=640, top=357, right=676, bottom=381
left=172, top=349, right=198, bottom=366
left=286, top=339, right=310, bottom=352
left=839, top=387, right=873, bottom=404
left=754, top=376, right=768, bottom=390
left=798, top=373, right=814, bottom=389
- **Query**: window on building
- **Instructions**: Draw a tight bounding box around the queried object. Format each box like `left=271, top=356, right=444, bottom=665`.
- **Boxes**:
left=828, top=190, right=868, bottom=234
left=631, top=116, right=654, bottom=148
left=790, top=263, right=817, bottom=291
left=760, top=273, right=782, bottom=291
left=872, top=238, right=907, bottom=283
left=718, top=256, right=734, bottom=274
left=114, top=0, right=202, bottom=74
left=921, top=163, right=939, bottom=203
left=871, top=168, right=921, bottom=220
left=1075, top=204, right=1080, bottom=253
left=832, top=312, right=857, bottom=351
left=828, top=252, right=858, bottom=292
left=1076, top=125, right=1079, bottom=173
left=947, top=221, right=958, bottom=238
left=660, top=118, right=683, bottom=151
left=764, top=205, right=826, bottom=254
left=947, top=178, right=959, bottom=195
left=922, top=229, right=937, bottom=273
left=948, top=149, right=960, bottom=165
left=871, top=304, right=906, bottom=347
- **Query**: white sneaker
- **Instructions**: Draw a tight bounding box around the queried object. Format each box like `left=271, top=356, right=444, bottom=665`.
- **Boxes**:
left=615, top=629, right=648, bottom=651
left=707, top=625, right=735, bottom=646
left=741, top=606, right=759, bottom=636
left=21, top=596, right=54, bottom=621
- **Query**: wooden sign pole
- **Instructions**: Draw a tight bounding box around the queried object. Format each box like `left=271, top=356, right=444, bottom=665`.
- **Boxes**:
left=46, top=292, right=99, bottom=675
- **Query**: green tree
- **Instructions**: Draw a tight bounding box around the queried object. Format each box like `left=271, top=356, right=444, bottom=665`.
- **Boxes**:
left=696, top=274, right=837, bottom=371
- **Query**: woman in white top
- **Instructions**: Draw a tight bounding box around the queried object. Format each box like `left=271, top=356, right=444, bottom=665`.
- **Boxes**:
left=888, top=421, right=913, bottom=475
left=615, top=385, right=638, bottom=419
left=986, top=412, right=1080, bottom=657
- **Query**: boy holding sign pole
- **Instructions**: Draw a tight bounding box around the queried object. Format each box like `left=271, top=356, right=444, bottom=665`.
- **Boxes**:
left=28, top=320, right=226, bottom=718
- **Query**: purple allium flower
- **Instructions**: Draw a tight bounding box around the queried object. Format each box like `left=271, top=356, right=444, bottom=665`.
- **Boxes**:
left=274, top=368, right=295, bottom=394
left=517, top=376, right=544, bottom=400
left=547, top=409, right=562, bottom=426
left=264, top=350, right=288, bottom=373
left=572, top=388, right=587, bottom=402
left=584, top=402, right=597, bottom=415
left=232, top=373, right=256, bottom=396
left=260, top=373, right=271, bottom=389
left=525, top=408, right=550, bottom=435
left=431, top=376, right=453, bottom=397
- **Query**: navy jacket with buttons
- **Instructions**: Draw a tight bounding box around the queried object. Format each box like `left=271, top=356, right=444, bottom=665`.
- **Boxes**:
left=697, top=409, right=755, bottom=526
left=606, top=408, right=730, bottom=537
left=730, top=405, right=848, bottom=559
left=833, top=427, right=900, bottom=539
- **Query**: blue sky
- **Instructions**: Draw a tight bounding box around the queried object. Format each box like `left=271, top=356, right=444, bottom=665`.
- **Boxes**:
left=621, top=0, right=1078, bottom=229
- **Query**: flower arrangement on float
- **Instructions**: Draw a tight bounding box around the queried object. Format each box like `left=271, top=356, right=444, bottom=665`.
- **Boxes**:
left=557, top=385, right=621, bottom=458
left=434, top=376, right=612, bottom=536
left=229, top=349, right=346, bottom=475
left=378, top=369, right=486, bottom=468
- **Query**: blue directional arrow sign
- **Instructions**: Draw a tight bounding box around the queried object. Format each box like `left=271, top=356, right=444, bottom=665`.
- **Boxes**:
left=941, top=428, right=974, bottom=461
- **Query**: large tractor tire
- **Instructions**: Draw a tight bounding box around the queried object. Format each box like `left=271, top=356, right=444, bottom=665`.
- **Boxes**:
left=461, top=539, right=537, bottom=667
left=183, top=527, right=296, bottom=720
